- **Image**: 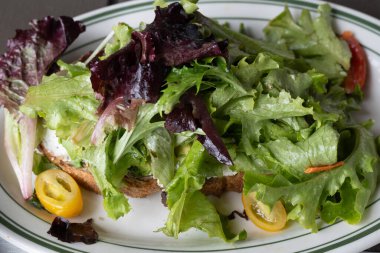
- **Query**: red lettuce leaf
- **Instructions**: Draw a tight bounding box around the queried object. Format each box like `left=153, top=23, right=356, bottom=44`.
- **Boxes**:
left=0, top=16, right=85, bottom=112
left=165, top=92, right=233, bottom=165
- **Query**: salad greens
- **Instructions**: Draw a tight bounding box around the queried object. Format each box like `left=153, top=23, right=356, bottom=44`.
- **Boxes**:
left=84, top=132, right=131, bottom=219
left=161, top=140, right=246, bottom=241
left=264, top=4, right=351, bottom=81
left=0, top=16, right=85, bottom=199
left=103, top=23, right=133, bottom=59
left=3, top=0, right=379, bottom=242
left=145, top=127, right=176, bottom=187
left=20, top=61, right=99, bottom=144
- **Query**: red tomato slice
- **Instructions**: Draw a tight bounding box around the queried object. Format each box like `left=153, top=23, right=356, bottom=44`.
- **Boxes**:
left=341, top=31, right=367, bottom=93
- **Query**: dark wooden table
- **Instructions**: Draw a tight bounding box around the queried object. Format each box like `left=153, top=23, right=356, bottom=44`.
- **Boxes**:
left=0, top=0, right=379, bottom=252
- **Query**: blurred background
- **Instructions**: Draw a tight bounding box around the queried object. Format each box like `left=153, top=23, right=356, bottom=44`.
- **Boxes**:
left=0, top=0, right=379, bottom=252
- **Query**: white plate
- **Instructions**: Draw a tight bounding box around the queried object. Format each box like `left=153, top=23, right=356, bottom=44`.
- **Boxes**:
left=1, top=0, right=380, bottom=252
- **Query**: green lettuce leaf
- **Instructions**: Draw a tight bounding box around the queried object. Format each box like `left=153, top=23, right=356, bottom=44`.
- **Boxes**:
left=161, top=141, right=246, bottom=242
left=262, top=124, right=339, bottom=180
left=103, top=23, right=133, bottom=59
left=156, top=62, right=205, bottom=114
left=233, top=90, right=313, bottom=121
left=260, top=116, right=314, bottom=143
left=84, top=133, right=131, bottom=219
left=235, top=124, right=338, bottom=182
left=214, top=90, right=313, bottom=153
left=307, top=85, right=362, bottom=127
left=261, top=68, right=328, bottom=99
left=194, top=11, right=295, bottom=59
left=145, top=128, right=175, bottom=187
left=264, top=4, right=351, bottom=81
left=113, top=103, right=164, bottom=163
left=231, top=53, right=280, bottom=89
left=157, top=57, right=246, bottom=114
left=244, top=126, right=378, bottom=232
left=33, top=153, right=58, bottom=175
left=230, top=53, right=328, bottom=100
left=20, top=61, right=99, bottom=145
left=180, top=0, right=198, bottom=14
left=110, top=141, right=151, bottom=188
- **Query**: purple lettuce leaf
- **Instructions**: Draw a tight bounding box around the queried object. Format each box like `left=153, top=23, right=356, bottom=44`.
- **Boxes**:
left=144, top=2, right=228, bottom=66
left=165, top=92, right=233, bottom=165
left=90, top=39, right=168, bottom=113
left=90, top=2, right=227, bottom=128
left=0, top=16, right=85, bottom=112
left=0, top=16, right=84, bottom=199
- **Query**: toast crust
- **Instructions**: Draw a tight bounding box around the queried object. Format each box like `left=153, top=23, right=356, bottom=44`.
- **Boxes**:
left=39, top=144, right=243, bottom=198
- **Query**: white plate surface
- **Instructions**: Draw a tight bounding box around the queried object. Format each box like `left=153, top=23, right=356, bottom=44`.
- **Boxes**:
left=1, top=0, right=380, bottom=252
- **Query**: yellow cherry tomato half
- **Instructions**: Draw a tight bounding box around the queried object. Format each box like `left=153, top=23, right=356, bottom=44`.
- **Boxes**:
left=35, top=169, right=83, bottom=218
left=242, top=192, right=287, bottom=232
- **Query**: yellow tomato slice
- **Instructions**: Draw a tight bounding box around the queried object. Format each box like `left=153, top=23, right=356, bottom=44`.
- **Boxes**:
left=242, top=192, right=287, bottom=232
left=35, top=169, right=83, bottom=218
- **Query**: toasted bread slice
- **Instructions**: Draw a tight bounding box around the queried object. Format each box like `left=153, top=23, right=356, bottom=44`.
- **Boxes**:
left=39, top=144, right=243, bottom=198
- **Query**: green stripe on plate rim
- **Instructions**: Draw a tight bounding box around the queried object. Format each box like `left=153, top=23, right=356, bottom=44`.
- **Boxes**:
left=83, top=5, right=152, bottom=26
left=2, top=0, right=380, bottom=252
left=0, top=182, right=49, bottom=225
left=0, top=211, right=87, bottom=253
left=300, top=218, right=380, bottom=253
left=1, top=191, right=379, bottom=253
left=76, top=0, right=380, bottom=35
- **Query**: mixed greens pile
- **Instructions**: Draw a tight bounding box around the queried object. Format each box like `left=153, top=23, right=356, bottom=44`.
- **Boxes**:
left=1, top=0, right=379, bottom=242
